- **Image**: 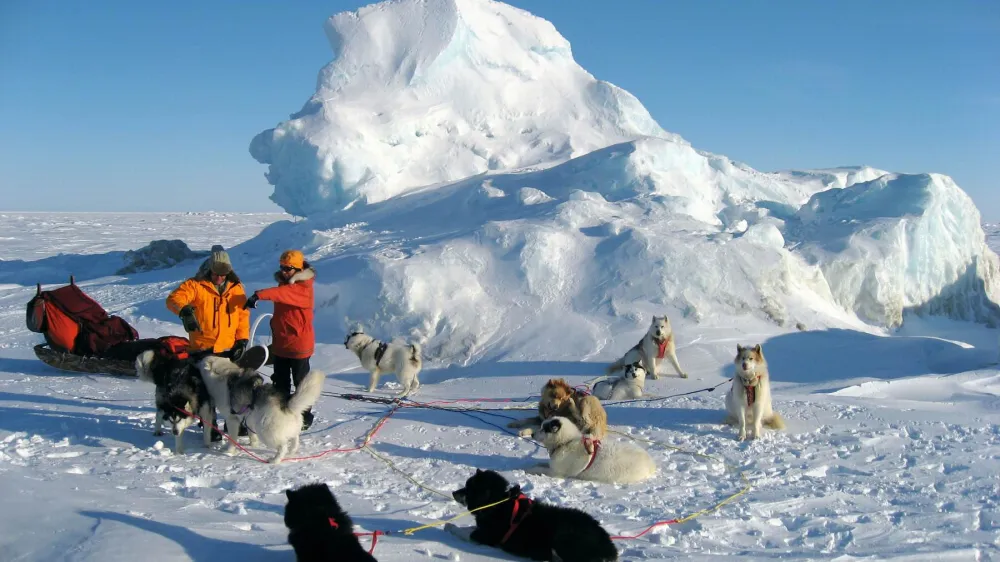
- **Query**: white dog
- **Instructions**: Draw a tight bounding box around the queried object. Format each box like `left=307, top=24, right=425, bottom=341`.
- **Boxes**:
left=343, top=329, right=422, bottom=396
left=607, top=315, right=687, bottom=379
left=226, top=365, right=325, bottom=464
left=526, top=416, right=656, bottom=484
left=725, top=344, right=785, bottom=441
left=592, top=362, right=647, bottom=400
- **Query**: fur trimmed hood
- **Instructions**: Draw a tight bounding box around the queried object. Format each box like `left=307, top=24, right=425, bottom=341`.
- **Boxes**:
left=273, top=263, right=315, bottom=285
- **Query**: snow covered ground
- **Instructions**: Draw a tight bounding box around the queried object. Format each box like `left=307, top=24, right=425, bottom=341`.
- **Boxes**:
left=1, top=214, right=999, bottom=561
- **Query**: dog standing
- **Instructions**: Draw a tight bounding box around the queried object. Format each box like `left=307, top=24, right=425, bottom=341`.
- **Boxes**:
left=526, top=416, right=656, bottom=485
left=284, top=483, right=377, bottom=562
left=507, top=378, right=608, bottom=450
left=446, top=469, right=618, bottom=562
left=592, top=362, right=647, bottom=401
left=607, top=315, right=687, bottom=379
left=725, top=344, right=785, bottom=440
left=227, top=366, right=325, bottom=463
left=136, top=350, right=216, bottom=454
left=343, top=330, right=421, bottom=396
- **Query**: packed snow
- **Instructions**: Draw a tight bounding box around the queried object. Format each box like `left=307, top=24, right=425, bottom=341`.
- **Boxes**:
left=1, top=214, right=999, bottom=562
left=3, top=0, right=1000, bottom=559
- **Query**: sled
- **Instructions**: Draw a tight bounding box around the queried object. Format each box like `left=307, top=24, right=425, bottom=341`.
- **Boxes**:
left=33, top=343, right=138, bottom=377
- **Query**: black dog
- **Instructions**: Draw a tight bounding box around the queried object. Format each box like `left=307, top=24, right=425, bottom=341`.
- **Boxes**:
left=448, top=469, right=618, bottom=561
left=284, top=483, right=378, bottom=562
left=136, top=350, right=217, bottom=454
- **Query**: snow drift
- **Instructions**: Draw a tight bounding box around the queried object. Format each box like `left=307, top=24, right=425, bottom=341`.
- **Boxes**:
left=246, top=0, right=1000, bottom=360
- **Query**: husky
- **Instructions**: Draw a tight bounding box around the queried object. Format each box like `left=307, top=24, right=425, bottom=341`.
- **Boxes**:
left=725, top=344, right=785, bottom=440
left=526, top=416, right=656, bottom=484
left=201, top=356, right=324, bottom=463
left=606, top=315, right=687, bottom=379
left=445, top=469, right=618, bottom=562
left=135, top=350, right=216, bottom=454
left=284, top=483, right=378, bottom=562
left=343, top=329, right=421, bottom=396
left=506, top=378, right=608, bottom=452
left=592, top=362, right=647, bottom=401
left=197, top=355, right=264, bottom=455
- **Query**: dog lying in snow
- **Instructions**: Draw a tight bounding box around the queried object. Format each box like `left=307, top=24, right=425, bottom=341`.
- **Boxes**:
left=343, top=329, right=421, bottom=396
left=445, top=469, right=618, bottom=562
left=507, top=378, right=608, bottom=452
left=725, top=344, right=785, bottom=440
left=284, top=482, right=377, bottom=562
left=135, top=350, right=215, bottom=454
left=592, top=362, right=647, bottom=401
left=526, top=416, right=656, bottom=484
left=606, top=315, right=687, bottom=379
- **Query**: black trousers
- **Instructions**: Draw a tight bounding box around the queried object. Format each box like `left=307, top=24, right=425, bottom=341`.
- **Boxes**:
left=272, top=356, right=312, bottom=397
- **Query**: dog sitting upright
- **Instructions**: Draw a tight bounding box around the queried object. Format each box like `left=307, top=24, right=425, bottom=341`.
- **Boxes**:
left=607, top=315, right=687, bottom=379
left=446, top=469, right=618, bottom=562
left=284, top=483, right=377, bottom=562
left=136, top=350, right=215, bottom=454
left=725, top=344, right=785, bottom=440
left=507, top=378, right=608, bottom=451
left=344, top=329, right=422, bottom=396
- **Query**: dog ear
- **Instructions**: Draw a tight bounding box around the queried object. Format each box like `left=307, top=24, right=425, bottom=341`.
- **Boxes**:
left=737, top=344, right=744, bottom=353
left=509, top=484, right=522, bottom=496
left=476, top=468, right=483, bottom=474
left=285, top=489, right=294, bottom=499
left=753, top=344, right=763, bottom=356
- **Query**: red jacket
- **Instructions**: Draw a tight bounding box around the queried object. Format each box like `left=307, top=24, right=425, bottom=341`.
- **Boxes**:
left=255, top=265, right=315, bottom=359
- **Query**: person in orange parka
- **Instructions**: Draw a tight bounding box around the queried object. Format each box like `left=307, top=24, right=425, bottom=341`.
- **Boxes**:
left=244, top=249, right=317, bottom=429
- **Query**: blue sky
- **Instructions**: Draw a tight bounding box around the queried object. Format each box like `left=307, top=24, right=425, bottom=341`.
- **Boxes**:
left=1, top=0, right=997, bottom=219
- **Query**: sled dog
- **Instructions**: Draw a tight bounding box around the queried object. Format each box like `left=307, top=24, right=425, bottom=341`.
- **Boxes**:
left=592, top=362, right=647, bottom=401
left=445, top=469, right=618, bottom=561
left=725, top=344, right=785, bottom=440
left=506, top=378, right=608, bottom=450
left=136, top=350, right=215, bottom=454
left=343, top=329, right=421, bottom=396
left=526, top=416, right=656, bottom=484
left=284, top=483, right=378, bottom=562
left=607, top=315, right=687, bottom=379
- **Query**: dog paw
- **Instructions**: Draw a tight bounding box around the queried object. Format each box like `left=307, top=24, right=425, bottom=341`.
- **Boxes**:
left=518, top=428, right=535, bottom=438
left=737, top=430, right=747, bottom=441
left=153, top=431, right=164, bottom=437
left=225, top=447, right=238, bottom=457
left=679, top=372, right=689, bottom=378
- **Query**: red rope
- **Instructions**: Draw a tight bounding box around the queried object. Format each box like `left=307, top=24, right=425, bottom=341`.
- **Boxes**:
left=609, top=519, right=680, bottom=540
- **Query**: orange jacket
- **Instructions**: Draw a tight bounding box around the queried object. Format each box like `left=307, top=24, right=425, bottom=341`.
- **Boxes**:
left=255, top=265, right=315, bottom=359
left=166, top=271, right=249, bottom=353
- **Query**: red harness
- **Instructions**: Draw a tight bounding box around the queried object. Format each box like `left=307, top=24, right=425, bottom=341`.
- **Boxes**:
left=329, top=517, right=381, bottom=555
left=655, top=336, right=671, bottom=359
left=582, top=436, right=601, bottom=471
left=500, top=493, right=534, bottom=545
left=745, top=384, right=756, bottom=407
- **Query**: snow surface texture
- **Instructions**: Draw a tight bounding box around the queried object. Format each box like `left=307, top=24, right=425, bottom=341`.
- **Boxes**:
left=249, top=0, right=1000, bottom=336
left=1, top=215, right=999, bottom=561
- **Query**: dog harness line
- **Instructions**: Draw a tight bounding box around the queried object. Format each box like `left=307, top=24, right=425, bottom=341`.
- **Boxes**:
left=582, top=436, right=601, bottom=472
left=499, top=493, right=534, bottom=545
left=655, top=336, right=671, bottom=359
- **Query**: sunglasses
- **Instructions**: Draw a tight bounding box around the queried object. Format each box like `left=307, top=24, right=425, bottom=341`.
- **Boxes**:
left=280, top=265, right=299, bottom=273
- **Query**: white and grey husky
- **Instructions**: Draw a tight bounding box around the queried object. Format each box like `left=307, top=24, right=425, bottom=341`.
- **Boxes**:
left=197, top=356, right=256, bottom=456
left=526, top=416, right=656, bottom=484
left=227, top=366, right=325, bottom=464
left=607, top=315, right=687, bottom=379
left=725, top=344, right=785, bottom=441
left=343, top=329, right=422, bottom=396
left=592, top=362, right=647, bottom=401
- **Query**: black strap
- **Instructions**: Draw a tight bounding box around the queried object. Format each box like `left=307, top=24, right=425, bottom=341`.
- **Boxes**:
left=373, top=342, right=389, bottom=366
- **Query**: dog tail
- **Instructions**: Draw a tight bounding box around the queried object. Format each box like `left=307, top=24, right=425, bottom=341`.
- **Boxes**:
left=764, top=412, right=785, bottom=430
left=409, top=343, right=422, bottom=366
left=135, top=350, right=155, bottom=383
left=287, top=369, right=326, bottom=415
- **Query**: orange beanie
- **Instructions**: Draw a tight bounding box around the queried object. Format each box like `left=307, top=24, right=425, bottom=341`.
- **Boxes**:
left=280, top=250, right=304, bottom=269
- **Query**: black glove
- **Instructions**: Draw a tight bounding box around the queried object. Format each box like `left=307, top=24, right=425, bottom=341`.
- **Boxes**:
left=231, top=339, right=248, bottom=360
left=244, top=293, right=260, bottom=310
left=179, top=305, right=201, bottom=333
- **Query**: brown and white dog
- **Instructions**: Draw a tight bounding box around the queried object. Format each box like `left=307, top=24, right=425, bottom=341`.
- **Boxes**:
left=606, top=316, right=687, bottom=379
left=507, top=378, right=608, bottom=453
left=725, top=344, right=784, bottom=440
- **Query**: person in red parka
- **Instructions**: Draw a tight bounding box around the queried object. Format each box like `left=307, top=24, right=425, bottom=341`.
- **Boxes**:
left=245, top=249, right=317, bottom=429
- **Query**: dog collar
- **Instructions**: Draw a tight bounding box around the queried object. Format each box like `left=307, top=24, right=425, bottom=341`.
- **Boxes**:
left=500, top=493, right=534, bottom=545
left=328, top=517, right=339, bottom=529
left=655, top=335, right=671, bottom=359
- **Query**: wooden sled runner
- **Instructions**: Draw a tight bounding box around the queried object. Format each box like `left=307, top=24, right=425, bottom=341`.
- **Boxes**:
left=33, top=343, right=138, bottom=377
